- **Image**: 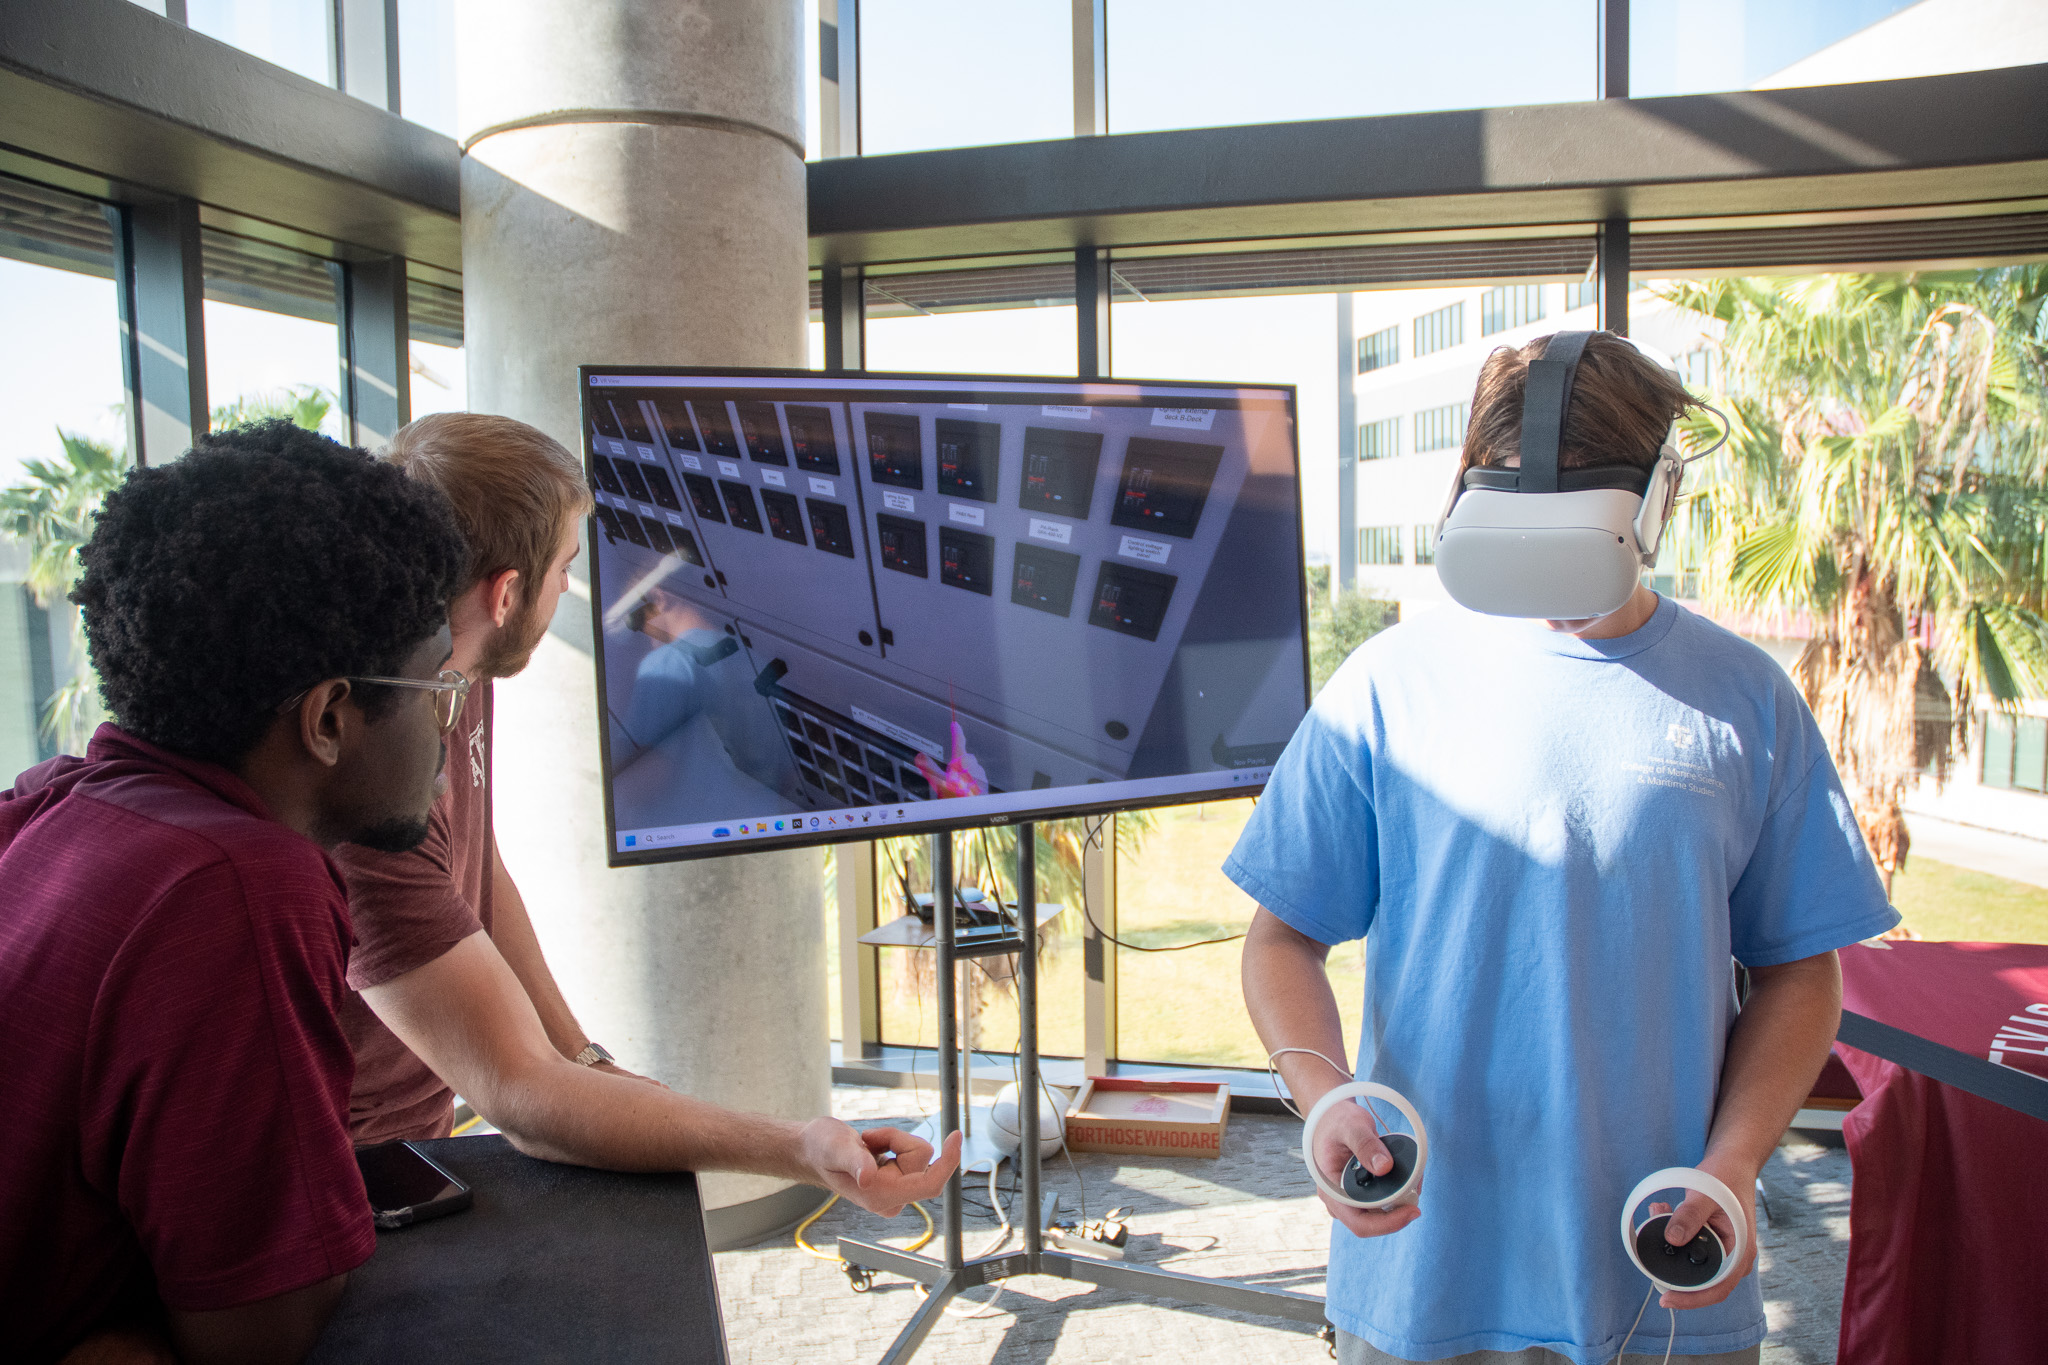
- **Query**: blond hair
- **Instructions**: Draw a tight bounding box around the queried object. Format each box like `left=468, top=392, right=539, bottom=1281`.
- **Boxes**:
left=384, top=412, right=592, bottom=598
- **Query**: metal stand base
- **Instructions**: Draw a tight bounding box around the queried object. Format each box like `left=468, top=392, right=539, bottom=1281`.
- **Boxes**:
left=841, top=826, right=1330, bottom=1364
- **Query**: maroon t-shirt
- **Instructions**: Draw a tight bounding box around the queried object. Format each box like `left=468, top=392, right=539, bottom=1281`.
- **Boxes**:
left=0, top=726, right=375, bottom=1362
left=331, top=681, right=495, bottom=1144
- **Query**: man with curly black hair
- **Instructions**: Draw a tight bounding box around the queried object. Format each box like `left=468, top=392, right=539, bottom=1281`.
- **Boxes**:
left=0, top=420, right=469, bottom=1365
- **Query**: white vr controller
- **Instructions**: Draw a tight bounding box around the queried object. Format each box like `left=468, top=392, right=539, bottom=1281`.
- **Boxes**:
left=1621, top=1167, right=1747, bottom=1295
left=1299, top=1082, right=1429, bottom=1210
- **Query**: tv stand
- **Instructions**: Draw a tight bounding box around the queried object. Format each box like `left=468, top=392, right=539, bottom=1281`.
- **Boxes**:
left=835, top=825, right=1330, bottom=1363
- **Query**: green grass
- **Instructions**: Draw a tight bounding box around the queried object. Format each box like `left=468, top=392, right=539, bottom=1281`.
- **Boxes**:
left=842, top=815, right=2048, bottom=1073
left=1891, top=856, right=2048, bottom=944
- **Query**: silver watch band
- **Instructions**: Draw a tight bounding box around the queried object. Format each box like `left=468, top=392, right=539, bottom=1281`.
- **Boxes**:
left=574, top=1042, right=614, bottom=1067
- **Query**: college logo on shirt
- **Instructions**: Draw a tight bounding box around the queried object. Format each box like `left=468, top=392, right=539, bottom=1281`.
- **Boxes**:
left=1667, top=724, right=1696, bottom=750
left=467, top=718, right=487, bottom=790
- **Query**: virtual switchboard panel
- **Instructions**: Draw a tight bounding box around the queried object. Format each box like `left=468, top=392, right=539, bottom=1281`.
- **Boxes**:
left=584, top=370, right=1307, bottom=859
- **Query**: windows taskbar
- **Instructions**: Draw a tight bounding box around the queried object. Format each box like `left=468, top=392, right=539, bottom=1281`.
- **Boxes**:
left=614, top=766, right=1273, bottom=853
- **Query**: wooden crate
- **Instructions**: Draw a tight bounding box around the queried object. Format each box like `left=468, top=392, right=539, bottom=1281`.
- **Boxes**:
left=1063, top=1077, right=1230, bottom=1159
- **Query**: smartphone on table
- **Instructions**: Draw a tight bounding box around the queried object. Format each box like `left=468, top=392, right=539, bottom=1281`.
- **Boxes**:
left=356, top=1140, right=473, bottom=1230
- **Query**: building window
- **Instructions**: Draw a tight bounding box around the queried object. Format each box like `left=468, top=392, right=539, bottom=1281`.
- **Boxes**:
left=1982, top=713, right=2048, bottom=794
left=1357, top=325, right=1399, bottom=373
left=1358, top=417, right=1400, bottom=461
left=1413, top=302, right=1464, bottom=357
left=1679, top=347, right=1715, bottom=392
left=1412, top=525, right=1436, bottom=565
left=1565, top=280, right=1599, bottom=312
left=1480, top=284, right=1545, bottom=336
left=1414, top=402, right=1468, bottom=453
left=1359, top=526, right=1404, bottom=565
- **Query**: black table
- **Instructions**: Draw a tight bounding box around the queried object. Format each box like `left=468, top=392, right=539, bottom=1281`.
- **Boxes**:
left=309, top=1134, right=729, bottom=1364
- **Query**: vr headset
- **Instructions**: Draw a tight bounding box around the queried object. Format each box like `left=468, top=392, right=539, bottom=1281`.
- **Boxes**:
left=1434, top=330, right=1700, bottom=620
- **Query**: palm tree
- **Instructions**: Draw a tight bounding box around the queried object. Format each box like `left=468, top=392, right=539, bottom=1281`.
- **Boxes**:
left=1658, top=270, right=2048, bottom=899
left=1, top=387, right=340, bottom=753
left=0, top=430, right=129, bottom=752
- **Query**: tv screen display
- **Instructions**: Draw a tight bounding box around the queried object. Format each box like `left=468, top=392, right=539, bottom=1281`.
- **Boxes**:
left=582, top=367, right=1308, bottom=864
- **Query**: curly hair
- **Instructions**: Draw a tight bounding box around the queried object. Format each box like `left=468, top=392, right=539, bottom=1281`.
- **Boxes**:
left=72, top=420, right=469, bottom=766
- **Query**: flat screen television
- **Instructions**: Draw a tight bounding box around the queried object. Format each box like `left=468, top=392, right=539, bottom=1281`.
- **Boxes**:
left=582, top=366, right=1309, bottom=864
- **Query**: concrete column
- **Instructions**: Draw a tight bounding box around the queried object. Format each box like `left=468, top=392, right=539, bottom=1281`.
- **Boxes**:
left=456, top=0, right=823, bottom=1248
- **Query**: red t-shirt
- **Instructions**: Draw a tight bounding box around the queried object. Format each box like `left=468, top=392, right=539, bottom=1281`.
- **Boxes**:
left=331, top=681, right=495, bottom=1144
left=0, top=726, right=375, bottom=1362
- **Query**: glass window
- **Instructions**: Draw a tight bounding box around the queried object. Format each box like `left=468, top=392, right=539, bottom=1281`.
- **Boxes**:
left=202, top=230, right=345, bottom=439
left=1564, top=279, right=1599, bottom=313
left=1359, top=416, right=1400, bottom=461
left=1481, top=284, right=1545, bottom=336
left=397, top=0, right=458, bottom=138
left=1678, top=346, right=1715, bottom=393
left=874, top=829, right=1086, bottom=1063
left=407, top=275, right=466, bottom=419
left=1360, top=525, right=1403, bottom=565
left=1630, top=0, right=2037, bottom=98
left=0, top=179, right=127, bottom=767
left=864, top=306, right=1078, bottom=378
left=2016, top=717, right=2047, bottom=795
left=1357, top=324, right=1399, bottom=373
left=1414, top=301, right=1464, bottom=357
left=1981, top=713, right=2015, bottom=788
left=187, top=0, right=333, bottom=87
left=858, top=0, right=1071, bottom=155
left=1114, top=801, right=1364, bottom=1067
left=1412, top=524, right=1436, bottom=566
left=1111, top=291, right=1340, bottom=571
left=1108, top=0, right=1596, bottom=134
left=1414, top=402, right=1467, bottom=452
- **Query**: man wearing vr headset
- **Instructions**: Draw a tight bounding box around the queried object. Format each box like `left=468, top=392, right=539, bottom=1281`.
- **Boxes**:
left=1234, top=332, right=1897, bottom=1364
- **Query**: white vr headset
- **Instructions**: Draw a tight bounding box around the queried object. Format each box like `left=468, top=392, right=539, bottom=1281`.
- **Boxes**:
left=1433, top=330, right=1710, bottom=620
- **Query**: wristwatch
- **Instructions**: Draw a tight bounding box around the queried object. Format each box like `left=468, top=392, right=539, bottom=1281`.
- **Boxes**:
left=574, top=1042, right=615, bottom=1067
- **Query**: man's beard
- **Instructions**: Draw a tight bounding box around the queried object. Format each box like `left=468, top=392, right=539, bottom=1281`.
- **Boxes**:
left=348, top=814, right=433, bottom=853
left=472, top=596, right=551, bottom=679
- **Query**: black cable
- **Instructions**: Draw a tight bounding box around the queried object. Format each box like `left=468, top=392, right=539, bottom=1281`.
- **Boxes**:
left=1075, top=814, right=1247, bottom=952
left=1079, top=896, right=1247, bottom=953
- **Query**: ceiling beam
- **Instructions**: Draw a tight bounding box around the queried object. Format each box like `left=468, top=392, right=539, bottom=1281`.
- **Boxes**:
left=809, top=63, right=2048, bottom=268
left=0, top=0, right=459, bottom=271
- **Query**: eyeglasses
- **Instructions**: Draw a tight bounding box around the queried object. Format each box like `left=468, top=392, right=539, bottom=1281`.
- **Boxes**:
left=276, top=670, right=472, bottom=733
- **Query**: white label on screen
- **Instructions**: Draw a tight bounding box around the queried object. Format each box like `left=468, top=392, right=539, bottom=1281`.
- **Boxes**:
left=883, top=490, right=916, bottom=513
left=1042, top=405, right=1093, bottom=419
left=1029, top=518, right=1073, bottom=545
left=760, top=468, right=787, bottom=487
left=717, top=460, right=741, bottom=478
left=809, top=477, right=836, bottom=497
left=948, top=504, right=986, bottom=527
left=607, top=439, right=628, bottom=456
left=947, top=403, right=989, bottom=411
left=1152, top=408, right=1216, bottom=431
left=679, top=454, right=702, bottom=471
left=634, top=444, right=657, bottom=460
left=1119, top=535, right=1172, bottom=564
left=852, top=706, right=945, bottom=761
left=667, top=513, right=686, bottom=527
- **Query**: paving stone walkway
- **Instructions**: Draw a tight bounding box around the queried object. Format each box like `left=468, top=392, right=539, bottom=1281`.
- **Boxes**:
left=712, top=1086, right=1854, bottom=1364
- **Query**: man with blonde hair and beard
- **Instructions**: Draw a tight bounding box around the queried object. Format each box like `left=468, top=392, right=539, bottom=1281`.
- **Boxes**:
left=333, top=412, right=957, bottom=1213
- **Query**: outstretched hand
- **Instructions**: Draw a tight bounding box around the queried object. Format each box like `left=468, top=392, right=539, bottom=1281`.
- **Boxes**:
left=1312, top=1097, right=1422, bottom=1239
left=802, top=1118, right=964, bottom=1217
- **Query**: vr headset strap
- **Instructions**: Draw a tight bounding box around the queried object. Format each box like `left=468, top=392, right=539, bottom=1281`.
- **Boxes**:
left=1516, top=330, right=1593, bottom=494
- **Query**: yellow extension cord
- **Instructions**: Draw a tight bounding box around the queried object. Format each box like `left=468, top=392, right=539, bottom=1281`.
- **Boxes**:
left=794, top=1195, right=935, bottom=1260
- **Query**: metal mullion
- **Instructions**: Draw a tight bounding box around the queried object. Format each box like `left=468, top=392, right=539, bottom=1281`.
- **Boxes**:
left=333, top=254, right=411, bottom=448
left=115, top=198, right=208, bottom=465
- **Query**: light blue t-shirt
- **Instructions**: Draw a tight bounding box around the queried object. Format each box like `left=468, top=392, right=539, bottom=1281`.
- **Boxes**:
left=1224, top=596, right=1897, bottom=1364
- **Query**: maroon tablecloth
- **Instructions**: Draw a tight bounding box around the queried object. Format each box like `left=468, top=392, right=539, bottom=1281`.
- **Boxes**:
left=1835, top=940, right=2048, bottom=1364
